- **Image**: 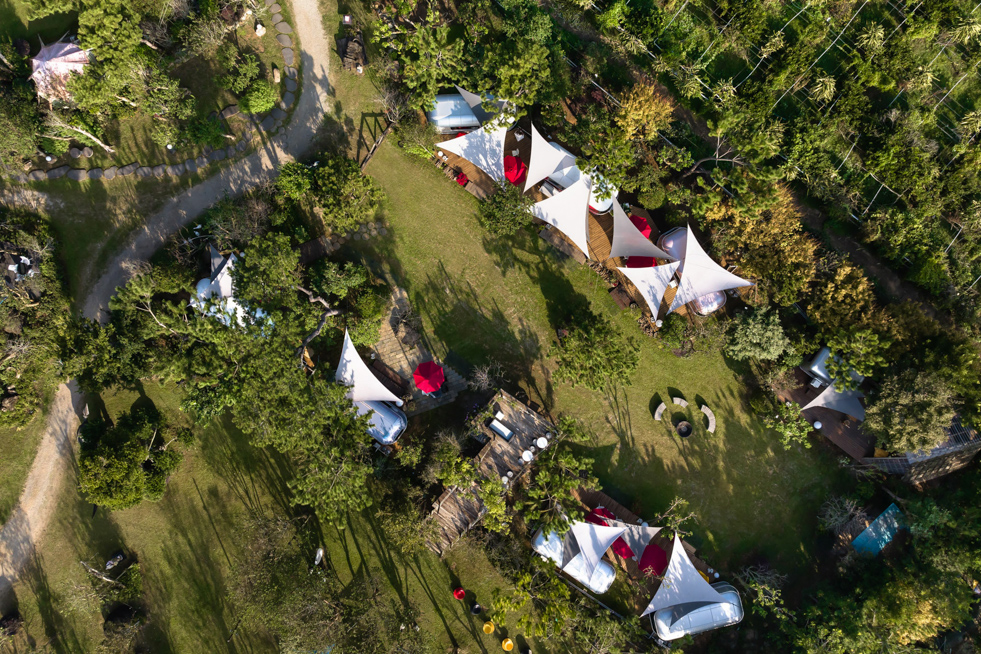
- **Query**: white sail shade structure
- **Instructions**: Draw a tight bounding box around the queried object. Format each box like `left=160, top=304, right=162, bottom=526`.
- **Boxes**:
left=438, top=125, right=508, bottom=184
left=618, top=262, right=681, bottom=316
left=335, top=330, right=404, bottom=406
left=607, top=520, right=662, bottom=557
left=454, top=85, right=508, bottom=125
left=802, top=384, right=866, bottom=421
left=532, top=177, right=593, bottom=257
left=642, top=533, right=735, bottom=619
left=609, top=203, right=675, bottom=260
left=524, top=124, right=577, bottom=192
left=569, top=522, right=628, bottom=578
left=668, top=225, right=752, bottom=313
left=31, top=41, right=89, bottom=101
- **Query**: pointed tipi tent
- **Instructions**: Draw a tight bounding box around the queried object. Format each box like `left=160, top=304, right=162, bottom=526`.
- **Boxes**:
left=569, top=521, right=627, bottom=578
left=439, top=124, right=508, bottom=184
left=30, top=40, right=89, bottom=102
left=802, top=384, right=865, bottom=421
left=609, top=203, right=675, bottom=260
left=641, top=533, right=735, bottom=620
left=524, top=124, right=576, bottom=192
left=618, top=262, right=681, bottom=316
left=335, top=330, right=404, bottom=406
left=532, top=177, right=592, bottom=257
left=669, top=225, right=752, bottom=313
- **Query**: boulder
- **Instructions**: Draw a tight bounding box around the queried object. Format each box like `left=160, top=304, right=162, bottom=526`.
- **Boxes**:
left=104, top=166, right=117, bottom=180
left=165, top=164, right=184, bottom=175
left=46, top=166, right=70, bottom=179
left=254, top=22, right=266, bottom=37
left=236, top=139, right=248, bottom=152
left=270, top=3, right=281, bottom=11
left=219, top=105, right=239, bottom=119
left=119, top=163, right=140, bottom=176
left=271, top=107, right=287, bottom=120
left=285, top=66, right=297, bottom=79
left=208, top=149, right=227, bottom=163
left=271, top=13, right=282, bottom=23
left=66, top=169, right=87, bottom=181
left=282, top=48, right=294, bottom=66
left=264, top=0, right=274, bottom=6
left=277, top=34, right=292, bottom=48
left=195, top=156, right=208, bottom=168
left=275, top=22, right=292, bottom=34
left=184, top=159, right=197, bottom=173
left=260, top=115, right=276, bottom=131
left=28, top=170, right=46, bottom=181
left=14, top=174, right=27, bottom=183
left=285, top=77, right=298, bottom=93
left=87, top=168, right=104, bottom=180
left=81, top=146, right=94, bottom=157
left=68, top=147, right=81, bottom=159
left=152, top=164, right=166, bottom=177
left=135, top=167, right=153, bottom=177
left=281, top=92, right=295, bottom=108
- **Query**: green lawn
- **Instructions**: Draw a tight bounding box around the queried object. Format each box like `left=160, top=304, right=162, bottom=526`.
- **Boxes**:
left=0, top=416, right=47, bottom=526
left=0, top=0, right=75, bottom=43
left=11, top=382, right=532, bottom=653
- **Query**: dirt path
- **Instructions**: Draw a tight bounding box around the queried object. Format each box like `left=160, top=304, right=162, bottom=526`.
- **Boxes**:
left=0, top=0, right=332, bottom=611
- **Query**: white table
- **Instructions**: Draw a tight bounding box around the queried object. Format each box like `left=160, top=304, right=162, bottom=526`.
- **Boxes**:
left=536, top=437, right=549, bottom=449
left=522, top=450, right=533, bottom=463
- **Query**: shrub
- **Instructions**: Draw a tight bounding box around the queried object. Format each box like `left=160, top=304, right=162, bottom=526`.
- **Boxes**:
left=239, top=81, right=278, bottom=114
left=186, top=115, right=227, bottom=149
left=726, top=308, right=791, bottom=362
left=637, top=185, right=665, bottom=209
left=477, top=182, right=535, bottom=235
left=276, top=162, right=314, bottom=202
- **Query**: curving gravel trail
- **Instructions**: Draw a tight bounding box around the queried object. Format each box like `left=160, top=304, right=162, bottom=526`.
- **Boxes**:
left=0, top=0, right=332, bottom=611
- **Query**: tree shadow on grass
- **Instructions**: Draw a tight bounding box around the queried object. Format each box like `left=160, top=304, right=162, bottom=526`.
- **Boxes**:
left=20, top=548, right=87, bottom=654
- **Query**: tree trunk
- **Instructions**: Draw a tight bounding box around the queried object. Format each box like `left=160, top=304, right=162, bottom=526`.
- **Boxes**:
left=45, top=115, right=116, bottom=154
left=80, top=561, right=124, bottom=586
left=361, top=120, right=396, bottom=171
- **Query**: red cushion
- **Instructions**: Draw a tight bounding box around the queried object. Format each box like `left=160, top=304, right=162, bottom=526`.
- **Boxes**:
left=629, top=214, right=653, bottom=238
left=456, top=172, right=468, bottom=186
left=626, top=257, right=655, bottom=268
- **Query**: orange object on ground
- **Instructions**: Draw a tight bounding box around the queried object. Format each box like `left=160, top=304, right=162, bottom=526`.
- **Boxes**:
left=483, top=621, right=495, bottom=634
left=502, top=638, right=514, bottom=651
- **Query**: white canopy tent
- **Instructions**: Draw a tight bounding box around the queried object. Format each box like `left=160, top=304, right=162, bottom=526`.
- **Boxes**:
left=569, top=521, right=627, bottom=579
left=438, top=125, right=508, bottom=184
left=524, top=124, right=577, bottom=192
left=335, top=330, right=404, bottom=406
left=618, top=262, right=681, bottom=316
left=30, top=40, right=89, bottom=102
left=669, top=225, right=752, bottom=313
left=532, top=177, right=592, bottom=257
left=608, top=520, right=662, bottom=558
left=454, top=85, right=507, bottom=125
left=192, top=250, right=257, bottom=327
left=642, top=533, right=734, bottom=620
left=609, top=203, right=675, bottom=260
left=802, top=384, right=865, bottom=421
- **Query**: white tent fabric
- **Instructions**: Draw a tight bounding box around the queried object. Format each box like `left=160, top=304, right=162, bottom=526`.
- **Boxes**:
left=802, top=384, right=865, bottom=421
left=192, top=253, right=249, bottom=326
left=609, top=203, right=675, bottom=260
left=618, top=262, right=681, bottom=316
left=532, top=177, right=592, bottom=257
left=439, top=125, right=508, bottom=184
left=669, top=225, right=752, bottom=313
left=642, top=533, right=733, bottom=617
left=30, top=41, right=89, bottom=101
left=524, top=124, right=576, bottom=192
left=454, top=85, right=507, bottom=125
left=335, top=330, right=403, bottom=406
left=569, top=521, right=627, bottom=579
left=608, top=520, right=662, bottom=558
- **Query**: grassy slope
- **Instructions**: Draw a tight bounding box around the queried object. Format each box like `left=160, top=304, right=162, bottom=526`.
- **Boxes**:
left=0, top=416, right=47, bottom=526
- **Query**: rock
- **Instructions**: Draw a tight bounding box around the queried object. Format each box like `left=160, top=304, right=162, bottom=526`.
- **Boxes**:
left=104, top=166, right=117, bottom=180
left=236, top=139, right=248, bottom=152
left=88, top=168, right=103, bottom=180
left=260, top=115, right=276, bottom=131
left=285, top=77, right=297, bottom=93
left=219, top=105, right=239, bottom=119
left=119, top=163, right=139, bottom=176
left=273, top=66, right=281, bottom=83
left=195, top=156, right=207, bottom=168
left=281, top=92, right=295, bottom=108
left=152, top=164, right=166, bottom=177
left=135, top=166, right=153, bottom=177
left=271, top=107, right=287, bottom=120
left=270, top=2, right=281, bottom=11
left=208, top=149, right=227, bottom=163
left=264, top=0, right=274, bottom=6
left=46, top=166, right=70, bottom=179
left=184, top=159, right=197, bottom=173
left=272, top=13, right=282, bottom=23
left=165, top=164, right=184, bottom=175
left=66, top=169, right=87, bottom=181
left=276, top=34, right=292, bottom=48
left=275, top=22, right=292, bottom=34
left=203, top=145, right=213, bottom=155
left=28, top=170, right=46, bottom=181
left=1, top=395, right=19, bottom=412
left=285, top=66, right=297, bottom=79
left=282, top=48, right=294, bottom=66
left=254, top=22, right=266, bottom=37
left=82, top=146, right=94, bottom=157
left=69, top=147, right=81, bottom=159
left=14, top=174, right=27, bottom=183
left=227, top=146, right=238, bottom=158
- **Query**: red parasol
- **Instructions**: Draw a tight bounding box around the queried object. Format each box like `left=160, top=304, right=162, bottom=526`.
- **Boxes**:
left=629, top=214, right=653, bottom=238
left=414, top=361, right=445, bottom=394
left=456, top=172, right=469, bottom=186
left=639, top=542, right=669, bottom=576
left=626, top=256, right=656, bottom=268
left=503, top=155, right=527, bottom=186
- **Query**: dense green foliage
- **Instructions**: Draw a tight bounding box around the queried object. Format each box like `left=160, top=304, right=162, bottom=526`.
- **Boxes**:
left=550, top=309, right=639, bottom=391
left=311, top=156, right=384, bottom=234
left=477, top=181, right=535, bottom=236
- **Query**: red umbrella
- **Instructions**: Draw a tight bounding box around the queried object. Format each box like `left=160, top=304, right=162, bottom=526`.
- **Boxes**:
left=629, top=214, right=653, bottom=238
left=639, top=542, right=669, bottom=576
left=503, top=155, right=527, bottom=186
left=414, top=361, right=445, bottom=393
left=585, top=511, right=608, bottom=527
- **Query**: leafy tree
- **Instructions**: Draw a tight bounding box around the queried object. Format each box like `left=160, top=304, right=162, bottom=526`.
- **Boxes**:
left=383, top=24, right=463, bottom=110
left=616, top=82, right=675, bottom=140
left=551, top=311, right=639, bottom=391
left=864, top=370, right=956, bottom=453
left=230, top=232, right=300, bottom=307
left=477, top=182, right=535, bottom=235
left=275, top=162, right=314, bottom=202
left=216, top=43, right=260, bottom=94
left=480, top=38, right=560, bottom=110
left=308, top=260, right=369, bottom=302
left=807, top=261, right=876, bottom=334
left=492, top=557, right=577, bottom=638
left=78, top=408, right=190, bottom=510
left=24, top=0, right=77, bottom=19
left=825, top=327, right=890, bottom=391
left=476, top=475, right=511, bottom=534
left=239, top=81, right=278, bottom=114
left=726, top=308, right=791, bottom=361
left=0, top=83, right=40, bottom=170
left=312, top=156, right=383, bottom=234
left=77, top=0, right=142, bottom=68
left=762, top=400, right=812, bottom=450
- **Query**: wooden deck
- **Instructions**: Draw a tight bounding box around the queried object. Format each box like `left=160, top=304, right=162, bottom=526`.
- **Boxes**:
left=428, top=486, right=484, bottom=556
left=435, top=128, right=533, bottom=199
left=776, top=369, right=875, bottom=460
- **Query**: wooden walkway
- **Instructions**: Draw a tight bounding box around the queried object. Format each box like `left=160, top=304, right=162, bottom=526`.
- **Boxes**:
left=434, top=128, right=534, bottom=200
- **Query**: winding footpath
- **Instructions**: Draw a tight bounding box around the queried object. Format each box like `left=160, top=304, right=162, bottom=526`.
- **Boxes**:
left=0, top=0, right=333, bottom=611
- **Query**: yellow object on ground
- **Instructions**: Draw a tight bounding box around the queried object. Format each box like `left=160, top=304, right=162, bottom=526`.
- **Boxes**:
left=502, top=638, right=514, bottom=651
left=483, top=621, right=495, bottom=634
left=698, top=569, right=710, bottom=582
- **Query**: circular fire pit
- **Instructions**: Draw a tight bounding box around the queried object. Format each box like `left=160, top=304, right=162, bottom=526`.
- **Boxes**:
left=676, top=421, right=692, bottom=438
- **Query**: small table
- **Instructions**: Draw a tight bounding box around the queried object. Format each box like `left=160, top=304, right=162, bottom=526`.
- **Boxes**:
left=522, top=450, right=534, bottom=463
left=536, top=437, right=549, bottom=449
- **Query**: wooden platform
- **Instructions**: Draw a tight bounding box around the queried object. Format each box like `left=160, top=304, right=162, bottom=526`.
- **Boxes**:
left=435, top=128, right=533, bottom=200
left=428, top=486, right=484, bottom=556
left=776, top=369, right=875, bottom=460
